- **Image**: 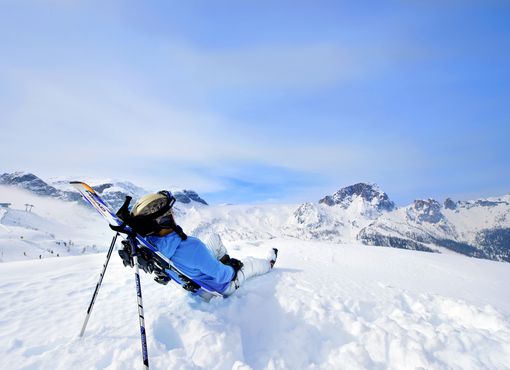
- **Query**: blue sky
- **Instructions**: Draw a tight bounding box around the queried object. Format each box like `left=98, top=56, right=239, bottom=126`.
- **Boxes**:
left=1, top=0, right=509, bottom=205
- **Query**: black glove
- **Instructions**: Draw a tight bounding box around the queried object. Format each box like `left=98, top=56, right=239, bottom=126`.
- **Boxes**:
left=225, top=258, right=243, bottom=280
left=219, top=254, right=231, bottom=264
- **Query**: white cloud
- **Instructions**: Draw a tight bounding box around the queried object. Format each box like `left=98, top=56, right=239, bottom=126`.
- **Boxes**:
left=0, top=36, right=424, bottom=195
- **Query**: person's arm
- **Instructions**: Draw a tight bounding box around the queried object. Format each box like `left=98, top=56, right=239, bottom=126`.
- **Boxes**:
left=191, top=242, right=235, bottom=284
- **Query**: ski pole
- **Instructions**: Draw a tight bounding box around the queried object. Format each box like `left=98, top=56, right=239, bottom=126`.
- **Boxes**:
left=130, top=237, right=150, bottom=369
left=79, top=233, right=119, bottom=337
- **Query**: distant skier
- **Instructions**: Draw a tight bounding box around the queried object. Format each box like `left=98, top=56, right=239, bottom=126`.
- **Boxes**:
left=128, top=192, right=278, bottom=296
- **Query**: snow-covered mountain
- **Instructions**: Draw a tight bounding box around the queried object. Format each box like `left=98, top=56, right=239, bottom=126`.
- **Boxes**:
left=319, top=182, right=395, bottom=212
left=186, top=183, right=509, bottom=262
left=173, top=182, right=509, bottom=262
left=359, top=194, right=510, bottom=262
left=0, top=171, right=82, bottom=202
left=0, top=172, right=209, bottom=262
left=0, top=171, right=208, bottom=209
left=285, top=183, right=395, bottom=242
left=1, top=171, right=509, bottom=263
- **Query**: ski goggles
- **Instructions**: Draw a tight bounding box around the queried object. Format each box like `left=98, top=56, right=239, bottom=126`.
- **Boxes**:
left=158, top=190, right=176, bottom=209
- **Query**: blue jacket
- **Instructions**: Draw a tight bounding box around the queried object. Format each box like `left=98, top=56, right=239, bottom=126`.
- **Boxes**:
left=147, top=232, right=234, bottom=293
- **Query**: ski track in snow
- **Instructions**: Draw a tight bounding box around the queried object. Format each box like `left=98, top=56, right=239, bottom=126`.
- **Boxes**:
left=1, top=239, right=510, bottom=370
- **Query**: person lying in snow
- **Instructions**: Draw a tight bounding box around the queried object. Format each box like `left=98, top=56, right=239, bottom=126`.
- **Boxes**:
left=128, top=191, right=277, bottom=297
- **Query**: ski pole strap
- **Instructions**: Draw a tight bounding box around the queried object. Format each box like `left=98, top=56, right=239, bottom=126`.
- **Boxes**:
left=109, top=222, right=136, bottom=237
left=116, top=196, right=132, bottom=219
left=109, top=196, right=138, bottom=236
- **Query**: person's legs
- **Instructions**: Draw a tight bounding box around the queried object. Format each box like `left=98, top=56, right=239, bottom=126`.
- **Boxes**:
left=200, top=232, right=229, bottom=260
left=222, top=249, right=277, bottom=296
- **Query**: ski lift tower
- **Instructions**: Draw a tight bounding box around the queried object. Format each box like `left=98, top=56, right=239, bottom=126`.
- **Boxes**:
left=24, top=204, right=34, bottom=212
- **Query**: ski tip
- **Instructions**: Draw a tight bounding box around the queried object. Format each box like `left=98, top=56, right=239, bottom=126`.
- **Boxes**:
left=69, top=181, right=95, bottom=193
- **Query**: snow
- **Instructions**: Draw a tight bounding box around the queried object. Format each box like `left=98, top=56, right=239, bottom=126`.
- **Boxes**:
left=1, top=238, right=509, bottom=370
left=1, top=182, right=510, bottom=368
left=182, top=203, right=297, bottom=241
left=0, top=185, right=111, bottom=262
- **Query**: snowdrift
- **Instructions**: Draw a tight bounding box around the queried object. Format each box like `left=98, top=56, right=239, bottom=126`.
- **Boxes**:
left=1, top=238, right=509, bottom=370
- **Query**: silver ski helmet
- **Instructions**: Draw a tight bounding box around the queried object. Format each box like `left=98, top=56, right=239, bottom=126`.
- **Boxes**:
left=130, top=191, right=176, bottom=231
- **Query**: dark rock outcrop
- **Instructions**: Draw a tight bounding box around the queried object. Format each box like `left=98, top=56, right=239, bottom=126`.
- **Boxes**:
left=444, top=198, right=457, bottom=210
left=407, top=199, right=444, bottom=224
left=319, top=183, right=395, bottom=212
left=174, top=190, right=208, bottom=205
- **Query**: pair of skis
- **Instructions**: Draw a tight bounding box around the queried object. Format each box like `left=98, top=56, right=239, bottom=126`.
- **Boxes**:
left=71, top=182, right=221, bottom=369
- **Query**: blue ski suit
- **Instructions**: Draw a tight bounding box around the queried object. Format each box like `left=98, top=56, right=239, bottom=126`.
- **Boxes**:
left=147, top=232, right=235, bottom=293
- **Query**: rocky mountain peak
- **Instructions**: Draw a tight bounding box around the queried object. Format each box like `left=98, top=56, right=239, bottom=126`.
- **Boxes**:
left=0, top=171, right=208, bottom=209
left=319, top=183, right=395, bottom=212
left=174, top=190, right=208, bottom=205
left=407, top=198, right=444, bottom=224
left=293, top=202, right=321, bottom=226
left=0, top=172, right=62, bottom=198
left=91, top=183, right=114, bottom=194
left=444, top=198, right=457, bottom=210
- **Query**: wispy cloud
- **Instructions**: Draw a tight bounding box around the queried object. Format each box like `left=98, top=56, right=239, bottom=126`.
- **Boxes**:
left=0, top=67, right=413, bottom=206
left=1, top=1, right=509, bottom=204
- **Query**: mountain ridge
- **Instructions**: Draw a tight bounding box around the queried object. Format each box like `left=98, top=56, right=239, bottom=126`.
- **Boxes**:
left=1, top=171, right=508, bottom=263
left=0, top=171, right=208, bottom=209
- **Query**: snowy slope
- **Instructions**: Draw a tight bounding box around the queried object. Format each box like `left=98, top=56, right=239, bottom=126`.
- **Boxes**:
left=0, top=185, right=112, bottom=262
left=0, top=239, right=509, bottom=370
left=0, top=182, right=210, bottom=263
